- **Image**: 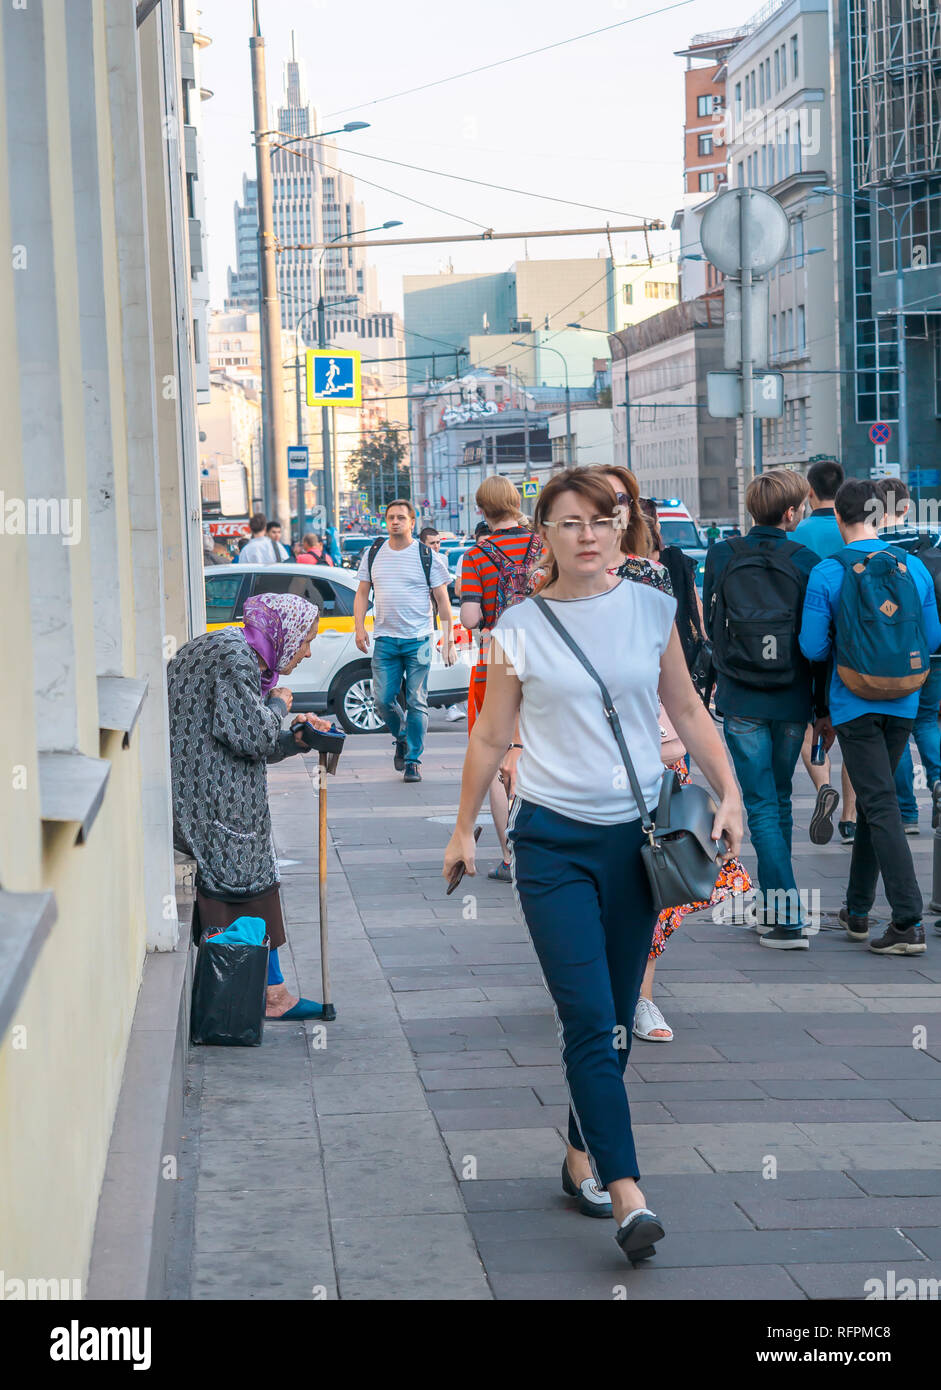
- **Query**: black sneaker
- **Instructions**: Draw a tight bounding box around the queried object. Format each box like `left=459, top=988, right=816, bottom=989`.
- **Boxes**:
left=759, top=927, right=809, bottom=950
left=838, top=907, right=870, bottom=942
left=869, top=921, right=926, bottom=955
left=932, top=782, right=941, bottom=831
left=838, top=820, right=856, bottom=845
left=809, top=784, right=840, bottom=845
left=393, top=739, right=407, bottom=772
left=403, top=762, right=421, bottom=783
left=902, top=821, right=920, bottom=836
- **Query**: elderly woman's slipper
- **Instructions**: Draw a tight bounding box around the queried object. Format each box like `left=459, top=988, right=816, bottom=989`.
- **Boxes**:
left=268, top=998, right=324, bottom=1021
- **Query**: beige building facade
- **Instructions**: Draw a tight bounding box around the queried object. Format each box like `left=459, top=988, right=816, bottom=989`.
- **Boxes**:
left=0, top=0, right=204, bottom=1294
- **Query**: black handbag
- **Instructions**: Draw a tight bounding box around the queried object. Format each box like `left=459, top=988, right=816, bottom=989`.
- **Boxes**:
left=531, top=597, right=726, bottom=914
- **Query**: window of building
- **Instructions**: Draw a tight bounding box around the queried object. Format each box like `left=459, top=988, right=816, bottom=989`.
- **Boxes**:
left=798, top=305, right=806, bottom=352
left=791, top=34, right=799, bottom=78
left=698, top=134, right=713, bottom=156
left=774, top=49, right=781, bottom=92
left=644, top=281, right=676, bottom=300
left=736, top=161, right=745, bottom=187
left=734, top=82, right=742, bottom=121
left=699, top=171, right=715, bottom=192
left=759, top=64, right=766, bottom=103
left=697, top=94, right=712, bottom=117
left=623, top=284, right=633, bottom=305
left=771, top=313, right=778, bottom=356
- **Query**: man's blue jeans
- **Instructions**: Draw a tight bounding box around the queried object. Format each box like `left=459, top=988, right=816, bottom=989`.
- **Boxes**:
left=723, top=715, right=806, bottom=928
left=893, top=663, right=941, bottom=822
left=371, top=635, right=431, bottom=765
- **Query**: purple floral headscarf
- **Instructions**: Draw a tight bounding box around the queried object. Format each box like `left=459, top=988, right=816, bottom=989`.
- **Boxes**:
left=241, top=593, right=319, bottom=694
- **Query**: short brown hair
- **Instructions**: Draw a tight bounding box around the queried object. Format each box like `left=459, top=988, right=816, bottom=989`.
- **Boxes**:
left=745, top=468, right=809, bottom=526
left=476, top=475, right=523, bottom=525
left=533, top=468, right=619, bottom=587
left=249, top=511, right=266, bottom=535
left=384, top=497, right=415, bottom=519
left=583, top=465, right=649, bottom=559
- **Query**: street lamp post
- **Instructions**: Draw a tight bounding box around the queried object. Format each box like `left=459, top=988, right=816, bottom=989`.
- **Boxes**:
left=513, top=338, right=572, bottom=466
left=566, top=321, right=628, bottom=470
left=316, top=220, right=402, bottom=530
left=814, top=185, right=933, bottom=485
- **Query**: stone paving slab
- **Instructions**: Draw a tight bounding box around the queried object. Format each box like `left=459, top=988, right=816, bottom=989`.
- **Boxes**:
left=176, top=722, right=941, bottom=1300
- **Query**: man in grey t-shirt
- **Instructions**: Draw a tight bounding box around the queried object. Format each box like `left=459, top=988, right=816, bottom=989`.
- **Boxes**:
left=354, top=499, right=455, bottom=782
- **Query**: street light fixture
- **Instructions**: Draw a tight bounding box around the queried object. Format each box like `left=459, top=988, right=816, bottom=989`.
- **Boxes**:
left=512, top=338, right=572, bottom=467
left=264, top=120, right=372, bottom=144
left=814, top=183, right=932, bottom=483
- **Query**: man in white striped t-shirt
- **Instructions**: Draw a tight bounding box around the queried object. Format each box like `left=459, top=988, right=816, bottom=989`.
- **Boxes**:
left=354, top=499, right=455, bottom=782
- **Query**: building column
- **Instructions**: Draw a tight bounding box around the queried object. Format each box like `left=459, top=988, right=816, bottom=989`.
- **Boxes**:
left=104, top=0, right=177, bottom=950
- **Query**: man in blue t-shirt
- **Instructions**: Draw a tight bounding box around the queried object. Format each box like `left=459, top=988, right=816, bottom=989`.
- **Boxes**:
left=800, top=478, right=941, bottom=955
left=793, top=458, right=845, bottom=559
left=793, top=459, right=857, bottom=845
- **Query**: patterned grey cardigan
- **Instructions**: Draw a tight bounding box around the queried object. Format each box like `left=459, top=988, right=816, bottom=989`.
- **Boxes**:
left=167, top=627, right=302, bottom=897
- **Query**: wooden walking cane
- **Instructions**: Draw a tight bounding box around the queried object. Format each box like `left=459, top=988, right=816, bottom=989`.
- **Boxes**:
left=296, top=725, right=347, bottom=1022
left=317, top=751, right=336, bottom=1021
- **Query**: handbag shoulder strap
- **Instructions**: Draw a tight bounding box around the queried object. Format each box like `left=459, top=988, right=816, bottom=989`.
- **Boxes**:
left=531, top=595, right=655, bottom=833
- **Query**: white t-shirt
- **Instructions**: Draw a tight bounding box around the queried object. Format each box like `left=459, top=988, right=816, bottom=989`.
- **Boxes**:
left=357, top=539, right=451, bottom=638
left=491, top=580, right=676, bottom=825
left=239, top=536, right=286, bottom=564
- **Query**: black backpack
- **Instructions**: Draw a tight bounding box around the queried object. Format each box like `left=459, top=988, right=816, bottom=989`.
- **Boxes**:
left=710, top=536, right=811, bottom=688
left=907, top=536, right=941, bottom=612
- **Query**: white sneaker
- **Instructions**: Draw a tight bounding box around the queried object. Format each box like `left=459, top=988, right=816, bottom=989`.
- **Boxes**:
left=445, top=703, right=466, bottom=722
left=633, top=997, right=674, bottom=1042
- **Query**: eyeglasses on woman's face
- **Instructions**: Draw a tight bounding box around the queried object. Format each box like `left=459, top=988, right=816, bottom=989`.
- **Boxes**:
left=542, top=515, right=622, bottom=538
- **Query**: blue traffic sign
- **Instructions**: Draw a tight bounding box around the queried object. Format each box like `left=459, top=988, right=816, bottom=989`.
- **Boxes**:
left=287, top=445, right=309, bottom=479
left=306, top=349, right=362, bottom=407
left=869, top=422, right=891, bottom=445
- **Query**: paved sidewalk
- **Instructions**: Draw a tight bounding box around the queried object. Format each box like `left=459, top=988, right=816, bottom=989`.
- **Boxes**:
left=173, top=718, right=941, bottom=1300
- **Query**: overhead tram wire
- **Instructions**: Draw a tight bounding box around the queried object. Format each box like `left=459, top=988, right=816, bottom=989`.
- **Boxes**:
left=330, top=143, right=664, bottom=223
left=325, top=0, right=697, bottom=117
left=268, top=139, right=490, bottom=230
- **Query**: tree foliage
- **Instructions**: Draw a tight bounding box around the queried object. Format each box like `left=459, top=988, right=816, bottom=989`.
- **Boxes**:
left=348, top=422, right=409, bottom=511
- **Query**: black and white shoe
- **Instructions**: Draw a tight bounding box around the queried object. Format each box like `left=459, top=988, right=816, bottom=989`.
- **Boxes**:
left=809, top=784, right=839, bottom=845
left=561, top=1159, right=612, bottom=1219
left=838, top=907, right=870, bottom=942
left=615, top=1206, right=665, bottom=1264
left=869, top=921, right=926, bottom=955
left=759, top=927, right=809, bottom=950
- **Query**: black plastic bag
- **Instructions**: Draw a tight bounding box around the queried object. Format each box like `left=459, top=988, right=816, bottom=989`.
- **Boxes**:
left=191, top=935, right=268, bottom=1046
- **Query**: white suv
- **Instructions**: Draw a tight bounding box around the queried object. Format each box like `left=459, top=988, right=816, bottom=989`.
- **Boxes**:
left=204, top=563, right=471, bottom=734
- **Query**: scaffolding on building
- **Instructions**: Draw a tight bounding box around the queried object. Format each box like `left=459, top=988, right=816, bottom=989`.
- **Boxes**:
left=852, top=0, right=941, bottom=187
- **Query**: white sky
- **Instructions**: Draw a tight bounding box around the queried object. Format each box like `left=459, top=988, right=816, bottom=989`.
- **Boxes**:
left=196, top=0, right=757, bottom=315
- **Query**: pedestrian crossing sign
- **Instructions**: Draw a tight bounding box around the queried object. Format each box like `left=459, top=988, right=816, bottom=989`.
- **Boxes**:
left=522, top=479, right=539, bottom=498
left=306, top=349, right=362, bottom=408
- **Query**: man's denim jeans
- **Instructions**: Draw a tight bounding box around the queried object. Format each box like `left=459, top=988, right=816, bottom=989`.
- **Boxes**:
left=894, top=662, right=941, bottom=822
left=371, top=635, right=431, bottom=765
left=723, top=715, right=806, bottom=928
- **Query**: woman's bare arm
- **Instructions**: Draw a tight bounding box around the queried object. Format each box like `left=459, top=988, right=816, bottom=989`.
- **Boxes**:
left=658, top=627, right=743, bottom=858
